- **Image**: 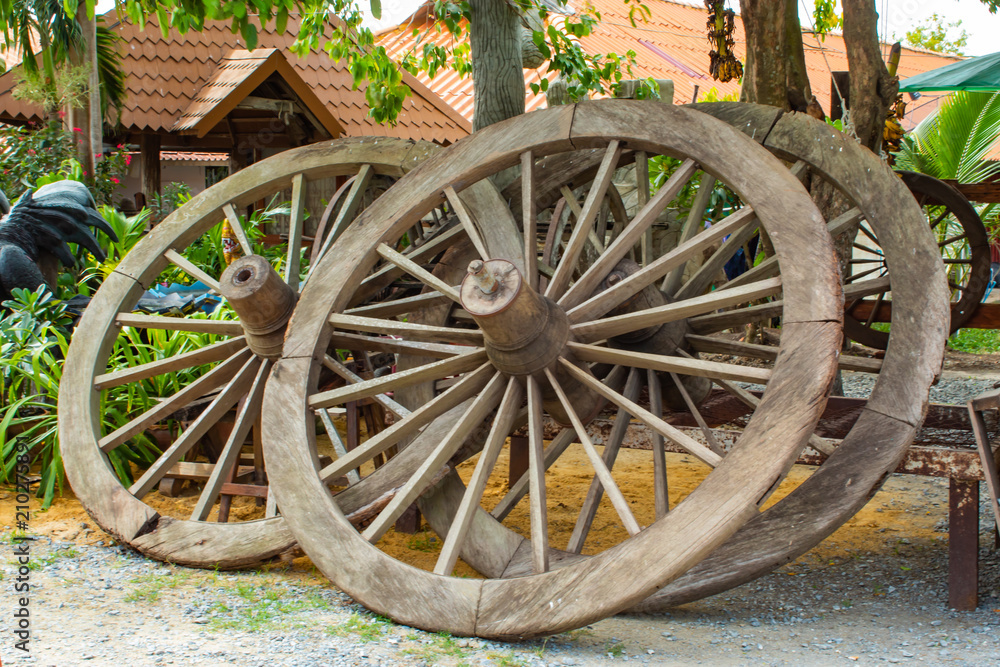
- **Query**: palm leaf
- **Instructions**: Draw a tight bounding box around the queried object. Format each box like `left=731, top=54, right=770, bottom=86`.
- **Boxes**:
left=895, top=91, right=1000, bottom=184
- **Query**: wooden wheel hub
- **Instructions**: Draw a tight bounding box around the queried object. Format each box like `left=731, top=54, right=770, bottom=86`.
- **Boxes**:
left=219, top=255, right=297, bottom=360
left=460, top=258, right=603, bottom=424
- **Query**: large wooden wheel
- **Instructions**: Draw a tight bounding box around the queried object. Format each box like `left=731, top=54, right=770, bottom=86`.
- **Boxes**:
left=57, top=136, right=511, bottom=568
left=613, top=103, right=949, bottom=609
left=263, top=101, right=844, bottom=638
left=844, top=169, right=989, bottom=349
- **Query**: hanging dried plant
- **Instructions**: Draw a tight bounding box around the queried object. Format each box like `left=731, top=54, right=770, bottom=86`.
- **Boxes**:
left=705, top=1, right=743, bottom=83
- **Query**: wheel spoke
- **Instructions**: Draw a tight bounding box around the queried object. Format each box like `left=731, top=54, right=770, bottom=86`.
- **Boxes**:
left=635, top=151, right=653, bottom=266
left=688, top=300, right=783, bottom=334
left=568, top=341, right=770, bottom=385
left=647, top=369, right=669, bottom=519
left=558, top=186, right=606, bottom=254
left=673, top=214, right=760, bottom=300
left=328, top=332, right=469, bottom=360
left=222, top=204, right=255, bottom=257
left=94, top=337, right=247, bottom=390
left=684, top=334, right=883, bottom=373
left=345, top=291, right=451, bottom=319
left=521, top=150, right=538, bottom=290
left=284, top=173, right=307, bottom=291
left=864, top=291, right=887, bottom=327
left=444, top=185, right=490, bottom=261
left=525, top=375, right=550, bottom=573
left=828, top=207, right=865, bottom=236
left=328, top=313, right=484, bottom=345
left=490, top=365, right=630, bottom=521
left=317, top=406, right=361, bottom=485
left=320, top=354, right=411, bottom=419
left=129, top=355, right=261, bottom=498
left=557, top=358, right=722, bottom=468
left=545, top=141, right=621, bottom=299
left=662, top=170, right=716, bottom=295
left=318, top=362, right=495, bottom=483
left=115, top=313, right=243, bottom=336
left=164, top=249, right=220, bottom=293
left=99, top=348, right=253, bottom=452
left=309, top=349, right=488, bottom=409
left=567, top=207, right=755, bottom=324
left=376, top=243, right=462, bottom=303
left=929, top=208, right=950, bottom=230
left=544, top=367, right=641, bottom=536
left=360, top=371, right=507, bottom=543
left=191, top=360, right=271, bottom=520
left=572, top=277, right=782, bottom=344
left=669, top=371, right=725, bottom=456
left=566, top=367, right=643, bottom=554
left=314, top=164, right=375, bottom=265
left=351, top=224, right=463, bottom=305
left=434, top=378, right=525, bottom=576
left=560, top=158, right=698, bottom=309
left=717, top=255, right=779, bottom=291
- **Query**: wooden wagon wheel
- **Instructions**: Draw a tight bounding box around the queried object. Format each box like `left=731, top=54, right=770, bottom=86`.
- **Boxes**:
left=607, top=103, right=950, bottom=609
left=262, top=101, right=844, bottom=638
left=57, top=136, right=512, bottom=569
left=844, top=169, right=989, bottom=350
left=393, top=106, right=946, bottom=610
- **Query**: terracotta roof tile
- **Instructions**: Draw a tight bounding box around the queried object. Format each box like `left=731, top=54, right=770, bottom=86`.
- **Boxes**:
left=0, top=11, right=470, bottom=145
left=378, top=0, right=961, bottom=128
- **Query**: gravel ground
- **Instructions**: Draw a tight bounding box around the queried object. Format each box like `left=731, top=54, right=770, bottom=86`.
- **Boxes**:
left=4, top=375, right=1000, bottom=667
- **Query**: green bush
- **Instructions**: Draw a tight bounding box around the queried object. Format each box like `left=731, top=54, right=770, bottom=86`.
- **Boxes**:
left=947, top=328, right=1000, bottom=354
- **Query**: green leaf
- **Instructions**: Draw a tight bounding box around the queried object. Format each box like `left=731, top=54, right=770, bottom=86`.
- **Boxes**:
left=370, top=0, right=382, bottom=20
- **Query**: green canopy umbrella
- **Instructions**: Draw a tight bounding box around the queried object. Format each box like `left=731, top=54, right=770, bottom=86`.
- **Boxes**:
left=899, top=51, right=1000, bottom=92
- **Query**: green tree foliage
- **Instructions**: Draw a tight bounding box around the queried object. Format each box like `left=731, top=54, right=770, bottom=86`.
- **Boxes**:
left=47, top=0, right=650, bottom=125
left=903, top=13, right=969, bottom=56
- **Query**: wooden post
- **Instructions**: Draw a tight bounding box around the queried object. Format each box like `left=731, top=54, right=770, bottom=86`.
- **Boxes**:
left=509, top=435, right=529, bottom=489
left=948, top=478, right=979, bottom=611
left=140, top=134, right=161, bottom=205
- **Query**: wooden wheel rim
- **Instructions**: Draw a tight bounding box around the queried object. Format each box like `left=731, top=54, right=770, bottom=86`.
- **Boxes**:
left=263, top=101, right=843, bottom=638
left=844, top=169, right=989, bottom=349
left=618, top=103, right=949, bottom=609
left=58, top=136, right=447, bottom=568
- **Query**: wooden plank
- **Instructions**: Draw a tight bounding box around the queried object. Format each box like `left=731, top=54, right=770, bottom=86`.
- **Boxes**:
left=525, top=376, right=550, bottom=573
left=685, top=334, right=883, bottom=374
left=164, top=461, right=255, bottom=482
left=544, top=368, right=641, bottom=536
left=219, top=483, right=269, bottom=498
left=849, top=301, right=1000, bottom=330
left=567, top=367, right=643, bottom=554
left=191, top=359, right=270, bottom=521
left=345, top=291, right=450, bottom=319
left=328, top=332, right=469, bottom=359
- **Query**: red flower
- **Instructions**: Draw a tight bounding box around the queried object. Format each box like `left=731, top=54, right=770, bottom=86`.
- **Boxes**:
left=111, top=177, right=120, bottom=184
left=125, top=155, right=132, bottom=166
left=73, top=127, right=82, bottom=132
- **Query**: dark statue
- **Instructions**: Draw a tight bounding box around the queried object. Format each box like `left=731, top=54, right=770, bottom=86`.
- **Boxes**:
left=0, top=181, right=118, bottom=304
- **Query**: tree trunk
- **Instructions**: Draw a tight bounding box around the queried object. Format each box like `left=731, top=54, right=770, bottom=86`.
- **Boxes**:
left=739, top=0, right=788, bottom=108
left=739, top=0, right=814, bottom=112
left=469, top=0, right=525, bottom=132
left=69, top=6, right=101, bottom=180
left=841, top=0, right=898, bottom=152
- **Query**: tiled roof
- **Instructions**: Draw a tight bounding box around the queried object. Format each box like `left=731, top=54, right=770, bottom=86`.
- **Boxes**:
left=377, top=0, right=962, bottom=129
left=129, top=151, right=229, bottom=162
left=170, top=48, right=343, bottom=137
left=0, top=12, right=470, bottom=145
